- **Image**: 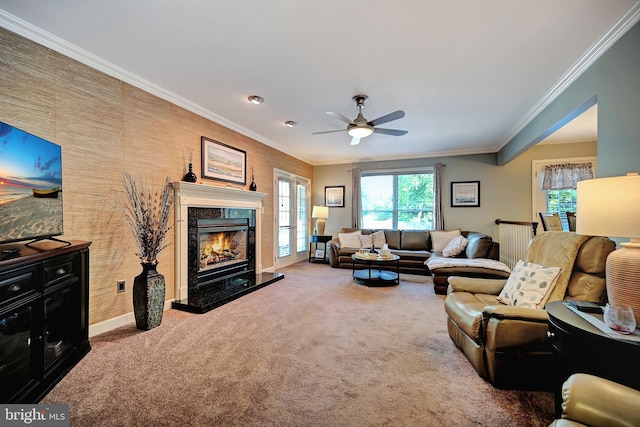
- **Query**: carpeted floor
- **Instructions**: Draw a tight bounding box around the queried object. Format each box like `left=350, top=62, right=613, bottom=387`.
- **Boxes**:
left=42, top=261, right=555, bottom=426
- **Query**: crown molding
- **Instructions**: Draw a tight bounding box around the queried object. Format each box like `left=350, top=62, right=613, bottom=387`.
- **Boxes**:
left=1, top=5, right=638, bottom=167
left=498, top=1, right=640, bottom=149
left=313, top=145, right=502, bottom=166
left=0, top=10, right=313, bottom=165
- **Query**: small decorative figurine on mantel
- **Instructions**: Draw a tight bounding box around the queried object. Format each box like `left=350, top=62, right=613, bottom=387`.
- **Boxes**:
left=249, top=168, right=257, bottom=191
left=182, top=148, right=197, bottom=183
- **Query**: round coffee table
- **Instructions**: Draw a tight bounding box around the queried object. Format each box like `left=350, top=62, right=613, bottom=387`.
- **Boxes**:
left=351, top=254, right=400, bottom=287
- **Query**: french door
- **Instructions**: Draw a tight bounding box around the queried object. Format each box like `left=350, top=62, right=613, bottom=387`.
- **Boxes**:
left=274, top=169, right=310, bottom=269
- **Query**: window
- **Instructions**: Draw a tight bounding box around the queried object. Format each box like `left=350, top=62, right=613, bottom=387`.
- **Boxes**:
left=296, top=183, right=308, bottom=253
left=532, top=158, right=597, bottom=230
left=546, top=189, right=577, bottom=230
left=275, top=169, right=310, bottom=269
left=278, top=178, right=292, bottom=257
left=361, top=169, right=434, bottom=229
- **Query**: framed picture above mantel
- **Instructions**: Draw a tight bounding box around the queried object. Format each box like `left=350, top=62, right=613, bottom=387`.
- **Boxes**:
left=451, top=181, right=480, bottom=207
left=201, top=136, right=246, bottom=185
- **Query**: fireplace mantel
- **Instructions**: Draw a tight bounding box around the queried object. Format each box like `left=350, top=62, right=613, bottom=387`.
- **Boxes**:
left=171, top=182, right=267, bottom=303
left=172, top=181, right=267, bottom=207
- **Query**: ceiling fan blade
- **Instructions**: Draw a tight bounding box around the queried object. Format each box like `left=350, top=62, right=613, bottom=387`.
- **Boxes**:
left=327, top=112, right=355, bottom=125
left=368, top=110, right=405, bottom=126
left=373, top=128, right=408, bottom=136
left=350, top=137, right=361, bottom=145
left=311, top=129, right=347, bottom=135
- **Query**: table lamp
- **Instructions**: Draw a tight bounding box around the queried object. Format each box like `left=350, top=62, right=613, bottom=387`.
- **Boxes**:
left=576, top=172, right=640, bottom=324
left=312, top=205, right=329, bottom=235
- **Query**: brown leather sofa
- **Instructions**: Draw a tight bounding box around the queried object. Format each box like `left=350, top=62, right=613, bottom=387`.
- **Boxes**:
left=427, top=231, right=505, bottom=294
left=327, top=228, right=432, bottom=275
left=327, top=228, right=500, bottom=279
left=444, top=232, right=615, bottom=389
left=550, top=373, right=640, bottom=427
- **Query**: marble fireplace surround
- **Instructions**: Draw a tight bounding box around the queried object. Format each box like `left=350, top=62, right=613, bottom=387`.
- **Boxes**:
left=171, top=182, right=267, bottom=303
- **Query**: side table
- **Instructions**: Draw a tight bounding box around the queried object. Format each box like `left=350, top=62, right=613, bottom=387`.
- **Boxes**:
left=546, top=300, right=640, bottom=415
left=309, top=235, right=332, bottom=263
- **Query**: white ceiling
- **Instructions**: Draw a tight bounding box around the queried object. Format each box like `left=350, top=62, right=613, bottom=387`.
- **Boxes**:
left=1, top=1, right=638, bottom=165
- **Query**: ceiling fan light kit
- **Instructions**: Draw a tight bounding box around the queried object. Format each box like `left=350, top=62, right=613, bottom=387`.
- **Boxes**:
left=312, top=94, right=407, bottom=145
left=347, top=125, right=373, bottom=138
left=284, top=120, right=297, bottom=127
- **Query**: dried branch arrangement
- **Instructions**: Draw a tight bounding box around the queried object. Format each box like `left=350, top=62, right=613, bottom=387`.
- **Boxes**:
left=117, top=172, right=174, bottom=264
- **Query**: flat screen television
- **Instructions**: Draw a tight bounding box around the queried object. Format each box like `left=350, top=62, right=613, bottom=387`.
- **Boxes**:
left=0, top=120, right=64, bottom=246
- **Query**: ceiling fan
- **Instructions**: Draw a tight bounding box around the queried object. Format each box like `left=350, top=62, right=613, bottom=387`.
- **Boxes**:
left=312, top=95, right=407, bottom=145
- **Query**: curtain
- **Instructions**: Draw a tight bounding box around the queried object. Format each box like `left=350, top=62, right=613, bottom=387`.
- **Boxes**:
left=351, top=167, right=361, bottom=228
left=433, top=162, right=445, bottom=230
left=542, top=162, right=594, bottom=190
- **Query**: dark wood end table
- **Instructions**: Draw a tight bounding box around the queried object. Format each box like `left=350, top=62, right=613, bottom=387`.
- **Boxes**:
left=546, top=300, right=640, bottom=415
left=309, top=235, right=332, bottom=263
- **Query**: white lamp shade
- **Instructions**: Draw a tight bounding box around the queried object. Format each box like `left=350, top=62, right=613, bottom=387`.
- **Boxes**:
left=577, top=173, right=640, bottom=326
left=576, top=174, right=640, bottom=239
left=311, top=205, right=329, bottom=219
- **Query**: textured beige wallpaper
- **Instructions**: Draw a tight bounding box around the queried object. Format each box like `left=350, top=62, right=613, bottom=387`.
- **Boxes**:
left=0, top=28, right=312, bottom=324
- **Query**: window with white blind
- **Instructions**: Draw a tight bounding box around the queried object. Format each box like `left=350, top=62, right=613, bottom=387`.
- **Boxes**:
left=296, top=183, right=308, bottom=253
left=278, top=178, right=293, bottom=257
left=532, top=157, right=597, bottom=230
left=274, top=169, right=310, bottom=268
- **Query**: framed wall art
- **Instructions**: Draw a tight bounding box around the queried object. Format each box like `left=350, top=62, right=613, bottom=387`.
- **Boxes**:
left=324, top=185, right=345, bottom=208
left=201, top=136, right=246, bottom=185
left=451, top=181, right=480, bottom=207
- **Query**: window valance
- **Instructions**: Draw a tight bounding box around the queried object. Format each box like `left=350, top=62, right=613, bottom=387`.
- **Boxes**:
left=542, top=162, right=594, bottom=190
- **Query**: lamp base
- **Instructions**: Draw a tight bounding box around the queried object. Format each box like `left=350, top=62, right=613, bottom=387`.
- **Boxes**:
left=315, top=219, right=326, bottom=236
left=606, top=240, right=640, bottom=326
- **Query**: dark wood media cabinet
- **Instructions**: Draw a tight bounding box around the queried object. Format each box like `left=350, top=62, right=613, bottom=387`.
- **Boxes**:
left=0, top=240, right=91, bottom=403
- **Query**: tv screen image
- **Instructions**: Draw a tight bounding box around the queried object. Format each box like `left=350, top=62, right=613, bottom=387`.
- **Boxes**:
left=0, top=120, right=63, bottom=245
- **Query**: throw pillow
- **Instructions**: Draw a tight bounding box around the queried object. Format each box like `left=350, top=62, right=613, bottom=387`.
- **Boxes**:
left=442, top=235, right=469, bottom=257
left=464, top=232, right=492, bottom=259
left=497, top=260, right=561, bottom=309
left=338, top=231, right=362, bottom=248
left=431, top=229, right=461, bottom=253
left=358, top=234, right=373, bottom=248
left=371, top=230, right=386, bottom=248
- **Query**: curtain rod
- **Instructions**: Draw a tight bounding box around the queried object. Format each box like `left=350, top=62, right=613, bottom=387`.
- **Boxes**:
left=347, top=163, right=445, bottom=173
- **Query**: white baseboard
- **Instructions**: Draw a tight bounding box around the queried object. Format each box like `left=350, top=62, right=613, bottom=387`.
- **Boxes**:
left=88, top=266, right=277, bottom=337
left=88, top=300, right=174, bottom=337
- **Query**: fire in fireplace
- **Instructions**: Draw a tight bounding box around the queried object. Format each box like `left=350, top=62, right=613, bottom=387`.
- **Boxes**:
left=197, top=219, right=249, bottom=275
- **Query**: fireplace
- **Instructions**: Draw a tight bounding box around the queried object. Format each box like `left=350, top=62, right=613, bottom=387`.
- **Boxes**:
left=171, top=183, right=284, bottom=313
left=197, top=218, right=249, bottom=275
left=186, top=206, right=256, bottom=302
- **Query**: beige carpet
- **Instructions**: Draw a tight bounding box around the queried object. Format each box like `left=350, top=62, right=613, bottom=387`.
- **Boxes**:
left=43, top=261, right=554, bottom=426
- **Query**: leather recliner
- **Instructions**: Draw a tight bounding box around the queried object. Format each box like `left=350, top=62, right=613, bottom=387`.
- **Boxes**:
left=549, top=373, right=640, bottom=427
left=444, top=232, right=615, bottom=389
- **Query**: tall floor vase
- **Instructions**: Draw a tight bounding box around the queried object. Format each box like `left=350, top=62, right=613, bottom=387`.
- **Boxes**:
left=133, top=262, right=166, bottom=330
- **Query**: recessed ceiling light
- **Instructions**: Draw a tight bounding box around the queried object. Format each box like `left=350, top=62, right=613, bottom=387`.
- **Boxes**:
left=284, top=121, right=297, bottom=128
left=248, top=95, right=264, bottom=105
